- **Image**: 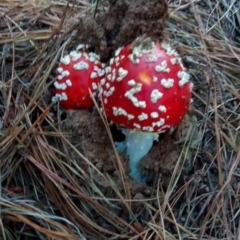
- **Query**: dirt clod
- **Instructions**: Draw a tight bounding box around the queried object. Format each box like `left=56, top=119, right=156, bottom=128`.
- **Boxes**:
left=78, top=0, right=168, bottom=61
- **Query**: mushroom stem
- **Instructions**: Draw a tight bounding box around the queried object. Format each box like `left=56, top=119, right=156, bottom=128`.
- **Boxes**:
left=118, top=128, right=157, bottom=182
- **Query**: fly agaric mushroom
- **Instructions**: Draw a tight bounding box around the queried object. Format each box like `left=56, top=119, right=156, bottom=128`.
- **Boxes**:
left=100, top=39, right=193, bottom=182
left=52, top=45, right=105, bottom=109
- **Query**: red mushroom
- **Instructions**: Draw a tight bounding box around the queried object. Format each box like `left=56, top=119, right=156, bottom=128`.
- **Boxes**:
left=52, top=45, right=105, bottom=109
left=100, top=39, right=193, bottom=182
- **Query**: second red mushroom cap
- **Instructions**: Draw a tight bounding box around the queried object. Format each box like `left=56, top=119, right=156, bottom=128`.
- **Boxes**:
left=52, top=45, right=105, bottom=109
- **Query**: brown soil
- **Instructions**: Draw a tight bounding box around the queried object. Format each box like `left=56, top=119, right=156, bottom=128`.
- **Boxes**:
left=60, top=109, right=197, bottom=191
left=77, top=0, right=168, bottom=61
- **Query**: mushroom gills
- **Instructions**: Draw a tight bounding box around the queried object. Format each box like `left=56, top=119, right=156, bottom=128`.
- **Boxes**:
left=115, top=128, right=157, bottom=182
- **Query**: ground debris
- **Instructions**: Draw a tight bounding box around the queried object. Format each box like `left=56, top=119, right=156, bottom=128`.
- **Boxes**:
left=77, top=0, right=168, bottom=61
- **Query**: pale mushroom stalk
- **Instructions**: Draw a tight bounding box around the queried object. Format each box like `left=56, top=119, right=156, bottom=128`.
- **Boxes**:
left=118, top=129, right=157, bottom=182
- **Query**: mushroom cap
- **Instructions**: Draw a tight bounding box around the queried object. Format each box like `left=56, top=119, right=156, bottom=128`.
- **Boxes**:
left=100, top=40, right=193, bottom=132
left=52, top=49, right=105, bottom=109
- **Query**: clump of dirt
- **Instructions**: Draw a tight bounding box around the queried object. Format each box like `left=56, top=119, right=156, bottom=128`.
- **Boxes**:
left=140, top=112, right=199, bottom=186
left=61, top=109, right=115, bottom=177
left=77, top=0, right=168, bottom=61
left=60, top=109, right=149, bottom=197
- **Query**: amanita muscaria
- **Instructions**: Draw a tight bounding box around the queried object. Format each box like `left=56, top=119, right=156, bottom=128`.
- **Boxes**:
left=100, top=39, right=193, bottom=182
left=52, top=45, right=105, bottom=109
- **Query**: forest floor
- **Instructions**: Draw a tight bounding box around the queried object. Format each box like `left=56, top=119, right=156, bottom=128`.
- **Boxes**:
left=1, top=0, right=240, bottom=239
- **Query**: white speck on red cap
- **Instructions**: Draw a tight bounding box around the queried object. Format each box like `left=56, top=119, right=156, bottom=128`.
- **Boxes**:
left=57, top=75, right=63, bottom=80
left=57, top=67, right=63, bottom=73
left=65, top=79, right=72, bottom=86
left=57, top=70, right=70, bottom=80
left=70, top=51, right=82, bottom=61
left=105, top=86, right=115, bottom=97
left=161, top=42, right=178, bottom=56
left=92, top=82, right=98, bottom=90
left=124, top=82, right=146, bottom=108
left=61, top=92, right=68, bottom=100
left=107, top=74, right=112, bottom=81
left=152, top=118, right=165, bottom=127
left=178, top=71, right=190, bottom=87
left=153, top=76, right=158, bottom=82
left=60, top=83, right=67, bottom=90
left=150, top=112, right=159, bottom=118
left=54, top=82, right=67, bottom=90
left=99, top=88, right=103, bottom=95
left=138, top=112, right=148, bottom=121
left=113, top=107, right=127, bottom=116
left=151, top=89, right=163, bottom=103
left=110, top=58, right=114, bottom=65
left=158, top=105, right=167, bottom=112
left=128, top=54, right=140, bottom=64
left=109, top=86, right=115, bottom=95
left=62, top=70, right=70, bottom=77
left=97, top=69, right=105, bottom=77
left=90, top=72, right=98, bottom=79
left=106, top=82, right=110, bottom=89
left=52, top=92, right=68, bottom=102
left=115, top=56, right=120, bottom=64
left=116, top=67, right=128, bottom=81
left=94, top=65, right=100, bottom=72
left=126, top=95, right=146, bottom=108
left=161, top=78, right=174, bottom=88
left=89, top=52, right=100, bottom=61
left=136, top=101, right=146, bottom=108
left=89, top=56, right=96, bottom=62
left=111, top=72, right=116, bottom=82
left=127, top=114, right=135, bottom=120
left=74, top=61, right=89, bottom=70
left=60, top=55, right=71, bottom=65
left=133, top=123, right=141, bottom=129
left=125, top=83, right=142, bottom=97
left=105, top=66, right=111, bottom=73
left=145, top=55, right=158, bottom=62
left=170, top=57, right=181, bottom=65
left=127, top=79, right=137, bottom=86
left=100, top=78, right=105, bottom=86
left=142, top=126, right=154, bottom=132
left=76, top=44, right=86, bottom=50
left=54, top=81, right=60, bottom=89
left=155, top=60, right=170, bottom=73
left=103, top=90, right=107, bottom=96
left=132, top=46, right=143, bottom=58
